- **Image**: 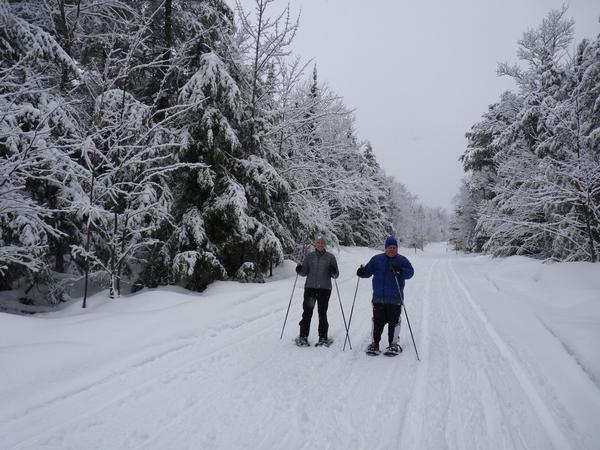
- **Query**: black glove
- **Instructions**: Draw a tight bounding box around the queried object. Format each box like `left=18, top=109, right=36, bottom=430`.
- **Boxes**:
left=295, top=264, right=302, bottom=274
left=392, top=266, right=402, bottom=276
left=356, top=265, right=364, bottom=277
left=329, top=265, right=338, bottom=278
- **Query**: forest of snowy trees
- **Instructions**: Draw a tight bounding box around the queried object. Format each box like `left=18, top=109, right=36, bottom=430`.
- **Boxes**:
left=0, top=0, right=447, bottom=309
left=451, top=8, right=600, bottom=263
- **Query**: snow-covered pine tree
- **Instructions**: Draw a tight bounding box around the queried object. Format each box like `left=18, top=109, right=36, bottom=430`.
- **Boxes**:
left=231, top=0, right=299, bottom=272
left=484, top=7, right=575, bottom=259
left=235, top=0, right=298, bottom=156
left=536, top=33, right=600, bottom=261
left=454, top=7, right=599, bottom=262
left=337, top=141, right=391, bottom=247
left=570, top=34, right=600, bottom=261
left=452, top=92, right=521, bottom=252
left=104, top=1, right=235, bottom=292
left=450, top=179, right=479, bottom=252
left=272, top=66, right=390, bottom=247
left=0, top=0, right=86, bottom=304
left=160, top=0, right=288, bottom=290
left=61, top=4, right=204, bottom=305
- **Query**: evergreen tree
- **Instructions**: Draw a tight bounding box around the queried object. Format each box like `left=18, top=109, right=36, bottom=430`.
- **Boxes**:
left=0, top=0, right=85, bottom=303
left=453, top=8, right=600, bottom=261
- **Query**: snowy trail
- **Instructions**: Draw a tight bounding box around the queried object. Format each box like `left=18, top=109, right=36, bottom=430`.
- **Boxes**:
left=400, top=257, right=567, bottom=450
left=1, top=245, right=599, bottom=449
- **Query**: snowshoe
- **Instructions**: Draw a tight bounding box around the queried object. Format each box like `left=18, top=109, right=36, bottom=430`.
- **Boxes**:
left=295, top=336, right=310, bottom=347
left=366, top=342, right=380, bottom=356
left=384, top=344, right=402, bottom=357
left=315, top=337, right=334, bottom=347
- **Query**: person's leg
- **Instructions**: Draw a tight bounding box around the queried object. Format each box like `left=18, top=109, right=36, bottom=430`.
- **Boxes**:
left=299, top=288, right=317, bottom=337
left=386, top=304, right=402, bottom=346
left=372, top=303, right=386, bottom=345
left=316, top=289, right=331, bottom=339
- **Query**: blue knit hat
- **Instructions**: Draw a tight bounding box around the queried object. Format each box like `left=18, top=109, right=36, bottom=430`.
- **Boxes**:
left=385, top=236, right=398, bottom=248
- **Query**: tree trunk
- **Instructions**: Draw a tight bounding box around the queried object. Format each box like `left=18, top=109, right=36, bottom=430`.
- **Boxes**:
left=582, top=200, right=597, bottom=262
left=109, top=209, right=118, bottom=298
left=82, top=169, right=96, bottom=309
left=248, top=0, right=265, bottom=153
left=154, top=0, right=173, bottom=120
left=57, top=0, right=81, bottom=87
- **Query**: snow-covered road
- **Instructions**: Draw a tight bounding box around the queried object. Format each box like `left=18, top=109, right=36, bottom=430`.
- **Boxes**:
left=1, top=244, right=599, bottom=450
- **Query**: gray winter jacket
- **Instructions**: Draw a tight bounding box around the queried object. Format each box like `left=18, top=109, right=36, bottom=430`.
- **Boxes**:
left=299, top=250, right=339, bottom=290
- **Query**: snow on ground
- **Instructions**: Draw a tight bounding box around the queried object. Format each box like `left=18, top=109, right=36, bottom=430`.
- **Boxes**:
left=1, top=244, right=599, bottom=450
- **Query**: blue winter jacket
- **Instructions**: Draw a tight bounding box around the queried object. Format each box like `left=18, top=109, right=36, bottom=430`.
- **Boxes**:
left=359, top=253, right=414, bottom=304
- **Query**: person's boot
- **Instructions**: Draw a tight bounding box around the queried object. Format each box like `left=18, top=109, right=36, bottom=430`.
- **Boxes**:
left=295, top=336, right=309, bottom=347
left=366, top=342, right=380, bottom=355
left=384, top=343, right=402, bottom=356
left=316, top=337, right=333, bottom=347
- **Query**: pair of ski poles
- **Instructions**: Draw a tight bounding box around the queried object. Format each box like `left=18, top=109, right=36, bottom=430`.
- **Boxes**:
left=343, top=275, right=419, bottom=360
left=280, top=270, right=420, bottom=360
left=280, top=273, right=353, bottom=349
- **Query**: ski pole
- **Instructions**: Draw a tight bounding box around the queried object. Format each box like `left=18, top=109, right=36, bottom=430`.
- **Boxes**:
left=343, top=277, right=360, bottom=351
left=280, top=243, right=309, bottom=340
left=333, top=278, right=352, bottom=350
left=394, top=275, right=420, bottom=361
left=280, top=272, right=299, bottom=339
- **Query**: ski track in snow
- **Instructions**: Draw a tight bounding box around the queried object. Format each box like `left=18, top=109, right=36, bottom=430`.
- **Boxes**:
left=1, top=246, right=598, bottom=450
left=397, top=257, right=437, bottom=449
left=447, top=259, right=574, bottom=450
left=2, top=299, right=287, bottom=449
left=394, top=252, right=585, bottom=450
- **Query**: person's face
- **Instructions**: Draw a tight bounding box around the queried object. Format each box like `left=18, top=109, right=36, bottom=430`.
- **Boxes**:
left=385, top=245, right=398, bottom=257
left=315, top=239, right=326, bottom=251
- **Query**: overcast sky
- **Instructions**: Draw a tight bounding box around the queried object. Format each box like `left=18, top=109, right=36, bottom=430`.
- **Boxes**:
left=234, top=0, right=599, bottom=210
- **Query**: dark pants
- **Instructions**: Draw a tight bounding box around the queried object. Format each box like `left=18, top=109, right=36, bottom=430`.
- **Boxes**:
left=299, top=288, right=331, bottom=339
left=372, top=303, right=402, bottom=345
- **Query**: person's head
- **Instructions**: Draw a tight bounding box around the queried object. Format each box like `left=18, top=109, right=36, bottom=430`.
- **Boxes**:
left=384, top=236, right=398, bottom=257
left=315, top=237, right=326, bottom=252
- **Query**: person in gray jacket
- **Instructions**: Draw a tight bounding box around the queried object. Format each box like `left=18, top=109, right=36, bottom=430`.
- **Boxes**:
left=295, top=237, right=339, bottom=346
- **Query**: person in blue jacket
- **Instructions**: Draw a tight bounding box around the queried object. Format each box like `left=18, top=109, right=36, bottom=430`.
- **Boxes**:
left=357, top=236, right=414, bottom=355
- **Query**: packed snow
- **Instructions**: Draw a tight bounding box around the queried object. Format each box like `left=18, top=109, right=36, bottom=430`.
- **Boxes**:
left=1, top=243, right=599, bottom=450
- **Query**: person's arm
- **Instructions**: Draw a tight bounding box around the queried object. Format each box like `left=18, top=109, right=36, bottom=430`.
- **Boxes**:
left=358, top=256, right=376, bottom=278
left=329, top=255, right=339, bottom=279
left=392, top=256, right=414, bottom=280
left=296, top=255, right=310, bottom=277
left=401, top=257, right=415, bottom=279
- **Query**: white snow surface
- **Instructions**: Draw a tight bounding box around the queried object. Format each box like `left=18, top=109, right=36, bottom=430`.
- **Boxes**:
left=1, top=243, right=599, bottom=450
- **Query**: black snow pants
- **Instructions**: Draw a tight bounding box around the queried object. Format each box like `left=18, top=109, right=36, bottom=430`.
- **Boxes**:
left=299, top=288, right=331, bottom=339
left=372, top=303, right=402, bottom=346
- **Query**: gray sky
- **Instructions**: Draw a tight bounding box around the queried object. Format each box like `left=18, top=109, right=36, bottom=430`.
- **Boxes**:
left=236, top=0, right=600, bottom=210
